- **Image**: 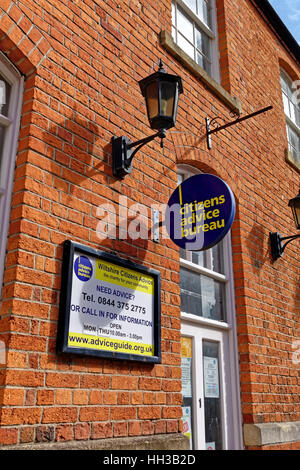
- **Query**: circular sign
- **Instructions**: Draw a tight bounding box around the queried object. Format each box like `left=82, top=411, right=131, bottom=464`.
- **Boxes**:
left=74, top=255, right=93, bottom=282
left=165, top=174, right=235, bottom=251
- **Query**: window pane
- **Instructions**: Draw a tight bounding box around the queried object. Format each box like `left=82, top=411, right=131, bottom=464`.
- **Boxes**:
left=196, top=28, right=210, bottom=57
left=281, top=73, right=300, bottom=128
left=198, top=0, right=211, bottom=27
left=287, top=124, right=300, bottom=161
left=178, top=33, right=195, bottom=58
left=180, top=268, right=225, bottom=321
left=192, top=250, right=205, bottom=266
left=211, top=243, right=224, bottom=274
left=282, top=93, right=290, bottom=118
left=183, top=0, right=197, bottom=14
left=177, top=8, right=194, bottom=42
left=196, top=52, right=204, bottom=69
left=172, top=2, right=175, bottom=24
left=289, top=100, right=296, bottom=123
left=292, top=102, right=300, bottom=128
left=280, top=76, right=288, bottom=94
left=0, top=77, right=11, bottom=117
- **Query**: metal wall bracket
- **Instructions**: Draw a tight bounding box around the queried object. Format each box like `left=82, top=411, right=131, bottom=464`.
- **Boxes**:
left=270, top=231, right=300, bottom=261
left=206, top=105, right=273, bottom=149
left=152, top=209, right=160, bottom=243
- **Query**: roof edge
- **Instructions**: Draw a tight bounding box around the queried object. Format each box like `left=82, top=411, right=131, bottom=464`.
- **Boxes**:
left=251, top=0, right=300, bottom=65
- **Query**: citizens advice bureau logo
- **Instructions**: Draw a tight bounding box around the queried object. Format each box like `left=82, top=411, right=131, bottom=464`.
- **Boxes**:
left=74, top=255, right=93, bottom=282
left=165, top=173, right=236, bottom=251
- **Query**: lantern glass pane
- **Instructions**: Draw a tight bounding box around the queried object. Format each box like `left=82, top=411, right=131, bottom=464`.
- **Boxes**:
left=294, top=203, right=300, bottom=229
left=160, top=81, right=176, bottom=117
left=145, top=82, right=158, bottom=119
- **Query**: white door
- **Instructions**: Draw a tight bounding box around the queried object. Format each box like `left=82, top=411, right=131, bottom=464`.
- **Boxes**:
left=181, top=322, right=236, bottom=450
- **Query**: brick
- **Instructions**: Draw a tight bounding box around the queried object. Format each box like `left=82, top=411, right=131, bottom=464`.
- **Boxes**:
left=79, top=407, right=109, bottom=422
left=46, top=373, right=79, bottom=388
left=42, top=407, right=78, bottom=424
left=138, top=406, right=161, bottom=420
left=55, top=425, right=74, bottom=442
left=113, top=422, right=128, bottom=438
left=20, top=426, right=35, bottom=443
left=110, top=406, right=136, bottom=421
left=37, top=390, right=55, bottom=405
left=139, top=378, right=161, bottom=391
left=0, top=428, right=18, bottom=446
left=1, top=407, right=42, bottom=425
left=36, top=426, right=55, bottom=443
left=91, top=422, right=113, bottom=440
left=111, top=376, right=138, bottom=390
left=74, top=423, right=91, bottom=440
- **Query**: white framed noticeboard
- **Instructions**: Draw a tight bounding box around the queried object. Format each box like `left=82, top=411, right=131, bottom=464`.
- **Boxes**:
left=57, top=240, right=161, bottom=363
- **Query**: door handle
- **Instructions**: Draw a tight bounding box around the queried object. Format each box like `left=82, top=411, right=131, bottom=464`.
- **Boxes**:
left=199, top=398, right=202, bottom=408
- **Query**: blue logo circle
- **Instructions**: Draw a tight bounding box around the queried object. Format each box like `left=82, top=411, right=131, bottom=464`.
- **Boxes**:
left=74, top=256, right=93, bottom=282
left=165, top=174, right=235, bottom=251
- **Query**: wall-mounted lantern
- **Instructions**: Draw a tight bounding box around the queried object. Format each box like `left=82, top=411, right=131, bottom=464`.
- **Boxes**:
left=270, top=190, right=300, bottom=260
left=112, top=60, right=183, bottom=178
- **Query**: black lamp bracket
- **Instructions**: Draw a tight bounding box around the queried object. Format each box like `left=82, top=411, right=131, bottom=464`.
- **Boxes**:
left=206, top=105, right=273, bottom=149
left=270, top=232, right=300, bottom=261
left=112, top=129, right=166, bottom=178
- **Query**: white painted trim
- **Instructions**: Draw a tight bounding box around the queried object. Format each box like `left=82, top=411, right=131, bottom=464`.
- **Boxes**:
left=180, top=257, right=227, bottom=283
left=0, top=53, right=24, bottom=301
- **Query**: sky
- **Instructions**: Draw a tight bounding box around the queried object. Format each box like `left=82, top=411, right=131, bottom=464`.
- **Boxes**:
left=268, top=0, right=300, bottom=44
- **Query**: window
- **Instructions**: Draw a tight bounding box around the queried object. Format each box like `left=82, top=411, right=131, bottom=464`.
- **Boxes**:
left=178, top=166, right=232, bottom=324
left=0, top=52, right=23, bottom=297
left=280, top=70, right=300, bottom=165
left=172, top=0, right=219, bottom=80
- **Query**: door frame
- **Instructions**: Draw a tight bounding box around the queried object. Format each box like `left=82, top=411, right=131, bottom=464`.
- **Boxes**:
left=181, top=316, right=243, bottom=450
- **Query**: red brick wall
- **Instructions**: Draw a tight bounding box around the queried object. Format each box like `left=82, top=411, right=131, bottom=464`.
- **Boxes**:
left=0, top=0, right=299, bottom=448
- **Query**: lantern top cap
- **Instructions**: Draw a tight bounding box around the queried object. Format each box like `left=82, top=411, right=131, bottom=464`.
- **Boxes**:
left=139, top=59, right=183, bottom=97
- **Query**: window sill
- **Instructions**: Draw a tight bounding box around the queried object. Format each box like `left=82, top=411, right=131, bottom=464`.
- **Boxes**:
left=160, top=30, right=242, bottom=115
left=181, top=312, right=231, bottom=330
left=285, top=149, right=300, bottom=173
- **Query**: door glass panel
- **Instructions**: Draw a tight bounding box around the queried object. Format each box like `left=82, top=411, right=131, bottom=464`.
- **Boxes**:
left=203, top=340, right=222, bottom=450
left=181, top=337, right=194, bottom=449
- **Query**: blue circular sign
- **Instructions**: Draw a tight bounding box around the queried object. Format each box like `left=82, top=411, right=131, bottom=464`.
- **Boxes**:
left=165, top=174, right=235, bottom=251
left=74, top=255, right=93, bottom=282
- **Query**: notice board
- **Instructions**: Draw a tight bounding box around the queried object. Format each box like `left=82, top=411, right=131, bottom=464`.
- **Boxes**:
left=57, top=240, right=161, bottom=363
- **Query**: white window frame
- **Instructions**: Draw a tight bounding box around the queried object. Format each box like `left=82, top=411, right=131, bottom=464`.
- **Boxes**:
left=178, top=164, right=243, bottom=450
left=0, top=51, right=24, bottom=299
left=172, top=0, right=220, bottom=82
left=280, top=69, right=300, bottom=164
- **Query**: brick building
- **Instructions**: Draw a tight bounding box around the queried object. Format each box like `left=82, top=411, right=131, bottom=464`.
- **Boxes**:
left=0, top=0, right=299, bottom=450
